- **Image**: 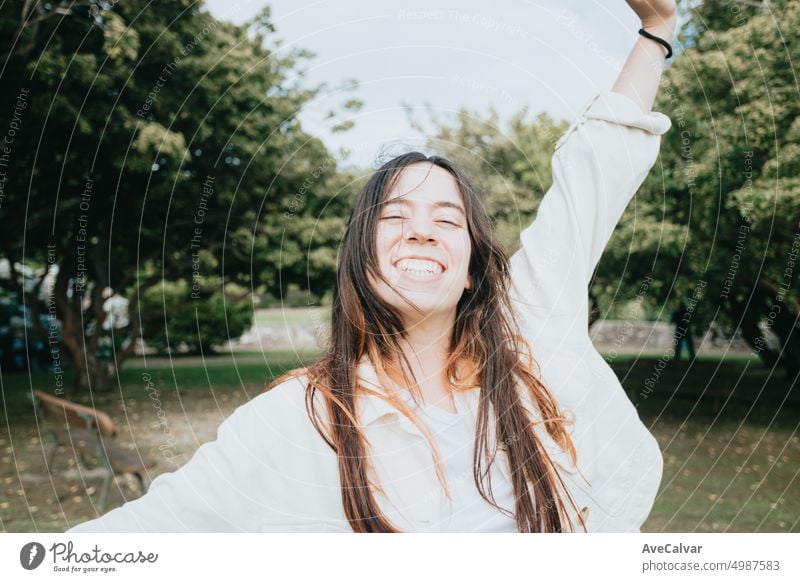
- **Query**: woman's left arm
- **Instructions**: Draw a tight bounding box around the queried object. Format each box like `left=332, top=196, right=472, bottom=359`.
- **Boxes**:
left=612, top=0, right=678, bottom=112
left=509, top=1, right=677, bottom=346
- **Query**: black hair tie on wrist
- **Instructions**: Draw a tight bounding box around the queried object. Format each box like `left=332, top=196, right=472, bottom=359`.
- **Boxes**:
left=638, top=28, right=673, bottom=59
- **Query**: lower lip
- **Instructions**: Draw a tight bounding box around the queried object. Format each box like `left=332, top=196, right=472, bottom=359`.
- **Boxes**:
left=393, top=263, right=446, bottom=283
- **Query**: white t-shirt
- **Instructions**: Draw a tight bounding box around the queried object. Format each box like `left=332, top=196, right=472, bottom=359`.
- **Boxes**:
left=411, top=395, right=518, bottom=532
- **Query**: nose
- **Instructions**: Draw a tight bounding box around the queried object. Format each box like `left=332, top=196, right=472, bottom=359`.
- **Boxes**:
left=402, top=215, right=437, bottom=244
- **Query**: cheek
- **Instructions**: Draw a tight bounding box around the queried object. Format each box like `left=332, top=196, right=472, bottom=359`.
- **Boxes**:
left=375, top=223, right=399, bottom=246
left=450, top=236, right=472, bottom=273
left=375, top=227, right=399, bottom=268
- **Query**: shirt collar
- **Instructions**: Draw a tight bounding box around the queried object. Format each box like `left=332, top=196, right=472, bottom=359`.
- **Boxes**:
left=355, top=356, right=481, bottom=427
left=354, top=356, right=514, bottom=488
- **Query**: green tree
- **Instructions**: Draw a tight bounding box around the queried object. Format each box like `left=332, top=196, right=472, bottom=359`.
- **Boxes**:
left=140, top=281, right=251, bottom=354
left=594, top=0, right=799, bottom=373
left=0, top=1, right=357, bottom=390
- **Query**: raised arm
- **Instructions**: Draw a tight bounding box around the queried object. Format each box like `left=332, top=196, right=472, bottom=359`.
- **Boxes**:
left=613, top=0, right=678, bottom=111
left=509, top=1, right=676, bottom=348
left=507, top=3, right=677, bottom=533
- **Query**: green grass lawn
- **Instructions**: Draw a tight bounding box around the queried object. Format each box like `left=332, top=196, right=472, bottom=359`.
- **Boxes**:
left=1, top=350, right=324, bottom=420
left=604, top=352, right=762, bottom=366
left=253, top=307, right=329, bottom=327
left=613, top=357, right=799, bottom=532
left=1, top=352, right=797, bottom=532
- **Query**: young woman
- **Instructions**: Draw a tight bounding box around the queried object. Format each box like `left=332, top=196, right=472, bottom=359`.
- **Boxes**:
left=68, top=0, right=676, bottom=534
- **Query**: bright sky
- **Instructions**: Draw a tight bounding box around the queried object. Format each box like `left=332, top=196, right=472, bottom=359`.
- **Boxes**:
left=204, top=0, right=650, bottom=168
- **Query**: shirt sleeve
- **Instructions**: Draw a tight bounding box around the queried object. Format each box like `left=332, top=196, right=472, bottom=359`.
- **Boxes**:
left=507, top=90, right=671, bottom=532
left=509, top=89, right=672, bottom=346
left=65, top=401, right=261, bottom=533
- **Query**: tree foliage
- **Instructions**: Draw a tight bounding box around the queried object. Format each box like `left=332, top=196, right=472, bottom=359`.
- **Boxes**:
left=0, top=1, right=355, bottom=389
left=611, top=0, right=800, bottom=373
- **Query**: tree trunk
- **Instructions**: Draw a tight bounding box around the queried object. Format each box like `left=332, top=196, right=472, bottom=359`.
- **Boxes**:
left=50, top=251, right=137, bottom=393
left=70, top=347, right=115, bottom=392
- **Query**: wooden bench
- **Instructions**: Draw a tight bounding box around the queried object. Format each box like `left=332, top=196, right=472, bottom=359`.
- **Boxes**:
left=31, top=389, right=158, bottom=511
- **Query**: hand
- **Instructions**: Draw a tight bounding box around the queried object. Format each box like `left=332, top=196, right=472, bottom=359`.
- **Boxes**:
left=624, top=0, right=677, bottom=28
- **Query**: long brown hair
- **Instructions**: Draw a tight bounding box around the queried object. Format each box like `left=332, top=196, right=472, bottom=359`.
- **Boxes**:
left=270, top=151, right=584, bottom=532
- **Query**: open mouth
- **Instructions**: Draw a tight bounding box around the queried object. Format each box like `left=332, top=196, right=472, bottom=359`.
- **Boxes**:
left=393, top=257, right=445, bottom=280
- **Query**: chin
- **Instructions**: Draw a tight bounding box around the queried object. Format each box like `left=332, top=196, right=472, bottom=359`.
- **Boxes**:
left=391, top=296, right=460, bottom=321
left=373, top=275, right=465, bottom=319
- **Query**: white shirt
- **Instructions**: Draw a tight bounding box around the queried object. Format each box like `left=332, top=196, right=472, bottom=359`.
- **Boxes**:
left=67, top=89, right=672, bottom=534
left=414, top=398, right=518, bottom=532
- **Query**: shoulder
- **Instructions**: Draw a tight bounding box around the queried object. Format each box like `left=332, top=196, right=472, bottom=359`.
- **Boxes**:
left=253, top=371, right=311, bottom=410
left=244, top=371, right=311, bottom=421
left=236, top=371, right=331, bottom=447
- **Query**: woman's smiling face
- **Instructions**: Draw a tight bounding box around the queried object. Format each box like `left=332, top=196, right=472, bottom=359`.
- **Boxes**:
left=372, top=162, right=472, bottom=323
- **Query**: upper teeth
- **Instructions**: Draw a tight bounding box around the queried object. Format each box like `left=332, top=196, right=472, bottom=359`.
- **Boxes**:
left=396, top=258, right=443, bottom=274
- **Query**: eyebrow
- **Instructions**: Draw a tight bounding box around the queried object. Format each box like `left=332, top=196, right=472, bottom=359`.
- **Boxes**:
left=382, top=198, right=466, bottom=216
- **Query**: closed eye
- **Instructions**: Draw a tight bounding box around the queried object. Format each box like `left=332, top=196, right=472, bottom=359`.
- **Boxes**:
left=437, top=220, right=461, bottom=227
